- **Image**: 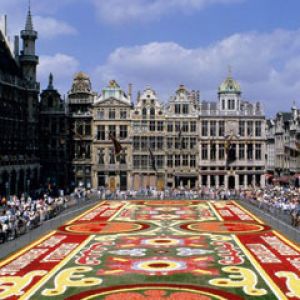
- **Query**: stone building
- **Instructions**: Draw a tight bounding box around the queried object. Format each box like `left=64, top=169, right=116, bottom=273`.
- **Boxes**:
left=92, top=80, right=132, bottom=191
left=67, top=72, right=95, bottom=189
left=266, top=106, right=300, bottom=185
left=0, top=10, right=40, bottom=198
left=131, top=87, right=166, bottom=190
left=165, top=85, right=199, bottom=188
left=63, top=71, right=267, bottom=190
left=198, top=74, right=266, bottom=189
left=39, top=74, right=70, bottom=189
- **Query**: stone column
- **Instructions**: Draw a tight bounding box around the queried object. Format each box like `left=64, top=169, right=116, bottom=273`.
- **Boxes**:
left=216, top=175, right=220, bottom=188
left=224, top=175, right=228, bottom=189
left=207, top=174, right=211, bottom=188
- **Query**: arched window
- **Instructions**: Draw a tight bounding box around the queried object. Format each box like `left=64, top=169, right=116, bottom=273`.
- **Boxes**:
left=150, top=107, right=155, bottom=119
left=142, top=107, right=147, bottom=119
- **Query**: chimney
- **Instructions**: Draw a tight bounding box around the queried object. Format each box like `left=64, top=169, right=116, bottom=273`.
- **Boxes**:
left=128, top=83, right=132, bottom=99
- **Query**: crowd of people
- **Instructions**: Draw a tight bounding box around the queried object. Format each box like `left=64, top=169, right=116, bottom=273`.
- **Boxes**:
left=240, top=186, right=300, bottom=227
left=0, top=192, right=77, bottom=243
left=1, top=184, right=299, bottom=244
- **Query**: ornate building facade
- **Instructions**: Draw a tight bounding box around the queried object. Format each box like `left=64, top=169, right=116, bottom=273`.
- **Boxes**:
left=64, top=72, right=266, bottom=190
left=199, top=75, right=266, bottom=189
left=0, top=11, right=40, bottom=198
left=266, top=106, right=300, bottom=186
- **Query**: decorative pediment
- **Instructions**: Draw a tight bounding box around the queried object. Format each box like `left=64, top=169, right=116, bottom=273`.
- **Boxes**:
left=93, top=97, right=131, bottom=108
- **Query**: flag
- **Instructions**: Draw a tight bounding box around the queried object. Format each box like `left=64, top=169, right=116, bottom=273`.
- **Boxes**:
left=109, top=132, right=122, bottom=161
left=149, top=147, right=157, bottom=172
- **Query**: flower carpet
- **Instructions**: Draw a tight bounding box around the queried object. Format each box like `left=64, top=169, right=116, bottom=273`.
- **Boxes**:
left=1, top=200, right=300, bottom=299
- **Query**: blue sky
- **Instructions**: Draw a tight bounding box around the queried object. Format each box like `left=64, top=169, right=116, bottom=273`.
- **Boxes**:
left=1, top=0, right=300, bottom=116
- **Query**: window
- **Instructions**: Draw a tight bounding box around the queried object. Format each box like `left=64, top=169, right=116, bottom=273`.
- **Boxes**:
left=182, top=121, right=189, bottom=132
left=239, top=144, right=245, bottom=159
left=141, top=155, right=148, bottom=169
left=157, top=137, right=164, bottom=150
left=202, top=121, right=208, bottom=136
left=255, top=144, right=261, bottom=160
left=167, top=155, right=173, bottom=167
left=167, top=122, right=173, bottom=132
left=85, top=124, right=91, bottom=136
left=157, top=121, right=164, bottom=131
left=109, top=148, right=115, bottom=164
left=109, top=125, right=116, bottom=137
left=120, top=149, right=126, bottom=164
left=190, top=137, right=196, bottom=149
left=133, top=155, right=140, bottom=169
left=219, top=121, right=225, bottom=136
left=247, top=143, right=253, bottom=160
left=202, top=144, right=208, bottom=160
left=120, top=110, right=127, bottom=119
left=247, top=121, right=253, bottom=136
left=120, top=125, right=128, bottom=139
left=175, top=121, right=181, bottom=132
left=239, top=121, right=245, bottom=137
left=167, top=137, right=173, bottom=148
left=149, top=137, right=155, bottom=150
left=182, top=104, right=189, bottom=114
left=190, top=121, right=196, bottom=132
left=133, top=136, right=140, bottom=150
left=222, top=99, right=225, bottom=110
left=109, top=109, right=115, bottom=119
left=210, top=143, right=216, bottom=160
left=97, top=109, right=104, bottom=119
left=182, top=155, right=188, bottom=166
left=190, top=155, right=196, bottom=167
left=149, top=121, right=155, bottom=131
left=228, top=99, right=235, bottom=110
left=210, top=121, right=216, bottom=136
left=156, top=155, right=164, bottom=168
left=150, top=107, right=155, bottom=119
left=142, top=108, right=147, bottom=119
left=141, top=137, right=147, bottom=150
left=255, top=121, right=261, bottom=137
left=182, top=137, right=188, bottom=149
left=98, top=148, right=104, bottom=164
left=219, top=144, right=225, bottom=160
left=175, top=155, right=180, bottom=167
left=175, top=104, right=181, bottom=114
left=97, top=125, right=105, bottom=140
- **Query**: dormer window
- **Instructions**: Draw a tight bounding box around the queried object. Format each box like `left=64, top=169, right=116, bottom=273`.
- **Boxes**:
left=182, top=104, right=189, bottom=114
left=142, top=107, right=147, bottom=119
left=175, top=104, right=181, bottom=114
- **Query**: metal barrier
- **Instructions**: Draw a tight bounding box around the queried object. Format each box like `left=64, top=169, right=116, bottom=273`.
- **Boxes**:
left=0, top=193, right=101, bottom=259
left=237, top=199, right=300, bottom=244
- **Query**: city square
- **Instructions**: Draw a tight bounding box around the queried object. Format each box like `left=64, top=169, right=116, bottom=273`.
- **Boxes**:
left=1, top=0, right=300, bottom=299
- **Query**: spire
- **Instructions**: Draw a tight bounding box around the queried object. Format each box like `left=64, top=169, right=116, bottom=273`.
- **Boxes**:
left=25, top=0, right=34, bottom=31
left=48, top=73, right=54, bottom=89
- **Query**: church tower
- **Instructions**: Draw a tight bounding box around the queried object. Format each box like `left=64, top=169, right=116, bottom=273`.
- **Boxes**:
left=19, top=5, right=38, bottom=83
